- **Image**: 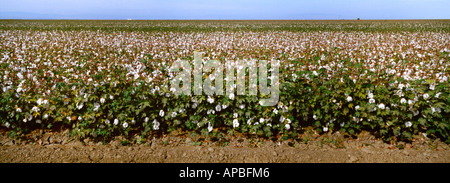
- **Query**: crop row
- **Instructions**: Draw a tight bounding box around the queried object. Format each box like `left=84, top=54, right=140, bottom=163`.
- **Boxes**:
left=0, top=25, right=449, bottom=143
left=1, top=20, right=450, bottom=32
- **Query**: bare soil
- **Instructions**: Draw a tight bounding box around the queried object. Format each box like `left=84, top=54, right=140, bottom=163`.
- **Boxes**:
left=1, top=129, right=449, bottom=163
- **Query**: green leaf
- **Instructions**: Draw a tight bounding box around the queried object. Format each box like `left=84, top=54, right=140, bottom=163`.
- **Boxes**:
left=314, top=121, right=321, bottom=127
left=418, top=118, right=426, bottom=125
left=343, top=108, right=349, bottom=115
left=407, top=113, right=413, bottom=119
left=402, top=131, right=412, bottom=139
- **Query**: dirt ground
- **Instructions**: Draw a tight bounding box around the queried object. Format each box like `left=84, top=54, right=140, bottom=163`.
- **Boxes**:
left=1, top=129, right=449, bottom=163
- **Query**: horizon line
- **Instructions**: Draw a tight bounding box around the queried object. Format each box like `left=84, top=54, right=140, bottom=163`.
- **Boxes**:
left=1, top=18, right=450, bottom=21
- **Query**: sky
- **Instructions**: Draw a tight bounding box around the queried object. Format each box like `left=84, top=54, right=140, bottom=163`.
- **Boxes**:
left=0, top=0, right=449, bottom=20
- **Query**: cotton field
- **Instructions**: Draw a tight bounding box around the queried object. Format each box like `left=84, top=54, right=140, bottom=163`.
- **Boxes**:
left=0, top=20, right=449, bottom=143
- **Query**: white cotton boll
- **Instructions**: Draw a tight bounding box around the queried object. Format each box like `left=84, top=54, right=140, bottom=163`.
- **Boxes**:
left=346, top=96, right=352, bottom=102
left=277, top=102, right=283, bottom=109
left=400, top=98, right=406, bottom=104
left=222, top=104, right=227, bottom=109
left=239, top=104, right=245, bottom=109
left=368, top=93, right=374, bottom=99
left=369, top=98, right=375, bottom=104
left=233, top=119, right=239, bottom=128
left=123, top=122, right=128, bottom=128
left=37, top=98, right=43, bottom=105
left=100, top=98, right=105, bottom=104
left=435, top=92, right=441, bottom=98
left=323, top=126, right=328, bottom=132
left=215, top=104, right=222, bottom=112
left=405, top=121, right=412, bottom=128
left=423, top=93, right=429, bottom=99
left=377, top=103, right=385, bottom=110
left=153, top=119, right=160, bottom=130
left=395, top=90, right=403, bottom=97
left=207, top=96, right=214, bottom=104
left=76, top=103, right=83, bottom=110
left=207, top=109, right=214, bottom=115
left=429, top=84, right=435, bottom=90
left=208, top=122, right=213, bottom=132
left=279, top=116, right=285, bottom=123
left=233, top=113, right=238, bottom=118
left=159, top=110, right=165, bottom=117
left=285, top=124, right=290, bottom=130
left=32, top=106, right=40, bottom=112
left=441, top=75, right=448, bottom=82
left=93, top=103, right=100, bottom=111
left=17, top=72, right=24, bottom=80
left=114, top=119, right=119, bottom=126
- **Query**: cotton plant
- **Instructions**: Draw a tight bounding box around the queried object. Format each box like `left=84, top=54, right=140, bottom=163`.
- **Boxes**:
left=0, top=21, right=449, bottom=143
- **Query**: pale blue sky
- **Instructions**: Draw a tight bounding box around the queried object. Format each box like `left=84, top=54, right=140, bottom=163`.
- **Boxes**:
left=0, top=0, right=449, bottom=19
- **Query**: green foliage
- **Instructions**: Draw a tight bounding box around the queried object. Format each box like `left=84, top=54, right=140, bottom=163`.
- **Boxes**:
left=2, top=56, right=447, bottom=143
left=1, top=19, right=450, bottom=32
left=0, top=20, right=449, bottom=144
